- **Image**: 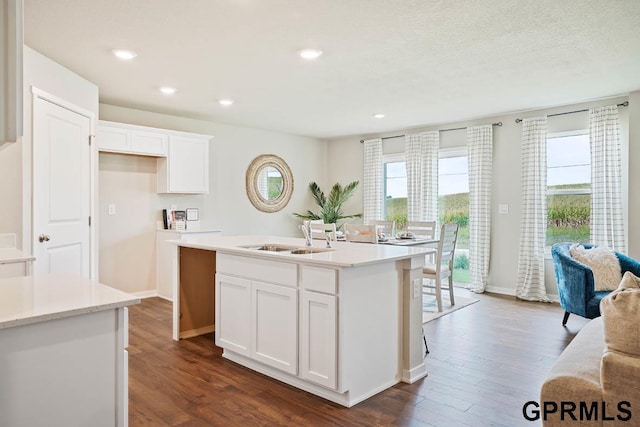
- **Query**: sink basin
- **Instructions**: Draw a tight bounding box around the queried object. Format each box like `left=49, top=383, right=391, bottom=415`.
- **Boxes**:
left=240, top=244, right=333, bottom=255
left=290, top=248, right=317, bottom=255
left=255, top=245, right=291, bottom=252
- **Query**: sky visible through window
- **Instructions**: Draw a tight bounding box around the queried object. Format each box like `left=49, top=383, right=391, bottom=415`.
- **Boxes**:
left=547, top=134, right=590, bottom=186
left=386, top=134, right=589, bottom=198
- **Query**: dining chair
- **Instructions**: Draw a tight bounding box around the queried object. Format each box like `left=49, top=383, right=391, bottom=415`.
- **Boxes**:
left=369, top=220, right=396, bottom=239
left=344, top=224, right=378, bottom=244
left=407, top=220, right=437, bottom=263
left=406, top=221, right=437, bottom=239
left=309, top=222, right=337, bottom=242
left=422, top=223, right=459, bottom=312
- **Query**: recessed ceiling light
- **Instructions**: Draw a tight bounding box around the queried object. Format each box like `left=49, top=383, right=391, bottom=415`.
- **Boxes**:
left=112, top=49, right=137, bottom=60
left=159, top=86, right=176, bottom=95
left=373, top=113, right=385, bottom=119
left=219, top=99, right=234, bottom=107
left=298, top=49, right=323, bottom=60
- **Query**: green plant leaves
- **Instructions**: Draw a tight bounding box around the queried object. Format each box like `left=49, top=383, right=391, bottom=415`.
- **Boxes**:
left=293, top=181, right=362, bottom=227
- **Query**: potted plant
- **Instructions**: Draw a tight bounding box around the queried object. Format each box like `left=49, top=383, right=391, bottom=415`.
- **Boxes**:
left=293, top=181, right=362, bottom=228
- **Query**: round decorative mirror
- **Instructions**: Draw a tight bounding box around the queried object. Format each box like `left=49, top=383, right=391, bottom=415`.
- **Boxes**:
left=246, top=154, right=294, bottom=213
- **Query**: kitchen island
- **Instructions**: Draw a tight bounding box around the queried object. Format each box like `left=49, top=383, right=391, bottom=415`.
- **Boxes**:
left=171, top=235, right=433, bottom=407
left=0, top=272, right=139, bottom=427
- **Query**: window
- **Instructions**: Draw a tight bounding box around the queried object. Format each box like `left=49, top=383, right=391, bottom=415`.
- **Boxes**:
left=439, top=149, right=469, bottom=283
left=546, top=132, right=590, bottom=246
left=383, top=153, right=407, bottom=232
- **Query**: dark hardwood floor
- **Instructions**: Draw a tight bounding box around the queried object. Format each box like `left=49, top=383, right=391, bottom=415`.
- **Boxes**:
left=128, top=290, right=589, bottom=427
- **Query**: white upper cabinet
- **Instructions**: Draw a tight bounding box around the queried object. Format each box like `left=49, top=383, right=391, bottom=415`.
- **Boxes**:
left=96, top=120, right=212, bottom=194
left=0, top=0, right=23, bottom=143
left=158, top=134, right=210, bottom=194
left=97, top=121, right=168, bottom=157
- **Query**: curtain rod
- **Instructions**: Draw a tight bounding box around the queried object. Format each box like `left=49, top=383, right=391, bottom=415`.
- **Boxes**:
left=359, top=121, right=502, bottom=143
left=514, top=101, right=629, bottom=123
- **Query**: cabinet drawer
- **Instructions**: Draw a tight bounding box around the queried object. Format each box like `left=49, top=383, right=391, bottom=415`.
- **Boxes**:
left=217, top=253, right=297, bottom=287
left=301, top=265, right=337, bottom=294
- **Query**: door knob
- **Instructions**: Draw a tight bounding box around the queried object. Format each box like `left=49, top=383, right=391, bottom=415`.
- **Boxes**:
left=38, top=234, right=50, bottom=242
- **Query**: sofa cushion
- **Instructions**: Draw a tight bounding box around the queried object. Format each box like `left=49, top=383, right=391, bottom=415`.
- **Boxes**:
left=600, top=271, right=640, bottom=356
left=570, top=244, right=622, bottom=291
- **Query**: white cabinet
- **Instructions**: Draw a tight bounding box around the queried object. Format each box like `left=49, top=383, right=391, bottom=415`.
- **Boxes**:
left=97, top=121, right=168, bottom=157
left=300, top=290, right=337, bottom=388
left=96, top=120, right=212, bottom=194
left=216, top=274, right=252, bottom=357
left=156, top=229, right=222, bottom=301
left=157, top=135, right=210, bottom=194
left=251, top=281, right=298, bottom=374
left=300, top=265, right=338, bottom=389
left=215, top=254, right=299, bottom=375
left=215, top=273, right=299, bottom=374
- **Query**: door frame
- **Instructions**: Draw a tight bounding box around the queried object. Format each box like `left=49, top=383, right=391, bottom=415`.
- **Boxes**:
left=28, top=87, right=97, bottom=278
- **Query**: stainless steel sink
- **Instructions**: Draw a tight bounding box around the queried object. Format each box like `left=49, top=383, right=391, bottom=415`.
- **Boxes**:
left=290, top=248, right=317, bottom=255
left=255, top=245, right=291, bottom=252
left=240, top=244, right=332, bottom=254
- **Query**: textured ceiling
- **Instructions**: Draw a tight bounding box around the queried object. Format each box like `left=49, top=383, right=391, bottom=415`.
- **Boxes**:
left=23, top=0, right=640, bottom=139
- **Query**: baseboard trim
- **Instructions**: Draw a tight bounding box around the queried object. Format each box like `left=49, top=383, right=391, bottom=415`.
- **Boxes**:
left=401, top=364, right=428, bottom=384
left=131, top=290, right=158, bottom=299
left=484, top=286, right=559, bottom=303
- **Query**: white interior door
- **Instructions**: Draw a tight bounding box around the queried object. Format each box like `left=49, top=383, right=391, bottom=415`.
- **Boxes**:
left=33, top=95, right=91, bottom=277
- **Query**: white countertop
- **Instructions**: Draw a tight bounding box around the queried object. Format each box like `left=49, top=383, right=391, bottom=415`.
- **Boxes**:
left=0, top=272, right=140, bottom=330
left=158, top=228, right=222, bottom=234
left=172, top=235, right=434, bottom=267
left=0, top=247, right=35, bottom=265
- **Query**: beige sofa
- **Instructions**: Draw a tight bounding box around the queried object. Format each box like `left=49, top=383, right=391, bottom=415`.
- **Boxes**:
left=540, top=271, right=640, bottom=426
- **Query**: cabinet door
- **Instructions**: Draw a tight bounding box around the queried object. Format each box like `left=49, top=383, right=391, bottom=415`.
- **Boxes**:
left=131, top=130, right=168, bottom=156
left=215, top=274, right=251, bottom=356
left=97, top=125, right=131, bottom=152
left=300, top=290, right=337, bottom=389
left=165, top=135, right=209, bottom=193
left=251, top=281, right=298, bottom=374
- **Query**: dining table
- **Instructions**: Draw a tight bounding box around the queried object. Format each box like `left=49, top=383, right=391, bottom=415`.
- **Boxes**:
left=379, top=237, right=439, bottom=247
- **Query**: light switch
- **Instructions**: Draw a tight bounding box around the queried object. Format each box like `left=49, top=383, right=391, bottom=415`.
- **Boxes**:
left=498, top=204, right=509, bottom=214
left=108, top=203, right=116, bottom=215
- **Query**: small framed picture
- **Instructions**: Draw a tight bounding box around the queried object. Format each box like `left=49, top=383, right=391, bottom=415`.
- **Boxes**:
left=186, top=208, right=199, bottom=221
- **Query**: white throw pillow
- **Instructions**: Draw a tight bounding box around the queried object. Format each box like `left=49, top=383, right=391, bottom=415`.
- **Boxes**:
left=569, top=244, right=622, bottom=291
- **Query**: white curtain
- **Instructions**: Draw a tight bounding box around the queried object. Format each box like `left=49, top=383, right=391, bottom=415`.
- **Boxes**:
left=363, top=138, right=383, bottom=224
left=589, top=105, right=626, bottom=253
left=466, top=125, right=492, bottom=293
left=405, top=131, right=439, bottom=221
left=516, top=117, right=550, bottom=302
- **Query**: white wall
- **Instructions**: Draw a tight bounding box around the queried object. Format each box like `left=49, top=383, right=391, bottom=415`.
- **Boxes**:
left=0, top=46, right=98, bottom=252
left=628, top=91, right=640, bottom=258
left=327, top=96, right=630, bottom=297
left=98, top=104, right=327, bottom=293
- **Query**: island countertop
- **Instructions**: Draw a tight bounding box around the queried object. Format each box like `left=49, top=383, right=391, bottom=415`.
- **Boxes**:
left=171, top=234, right=434, bottom=268
left=0, top=272, right=140, bottom=330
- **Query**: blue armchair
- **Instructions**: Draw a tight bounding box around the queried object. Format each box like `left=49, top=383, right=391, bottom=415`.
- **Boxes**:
left=551, top=242, right=640, bottom=326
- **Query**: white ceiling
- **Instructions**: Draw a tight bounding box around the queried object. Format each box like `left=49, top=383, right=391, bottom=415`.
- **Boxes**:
left=24, top=0, right=640, bottom=139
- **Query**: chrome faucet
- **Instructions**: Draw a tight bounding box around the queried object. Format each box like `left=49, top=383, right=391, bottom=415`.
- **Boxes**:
left=300, top=222, right=312, bottom=247
left=325, top=231, right=333, bottom=249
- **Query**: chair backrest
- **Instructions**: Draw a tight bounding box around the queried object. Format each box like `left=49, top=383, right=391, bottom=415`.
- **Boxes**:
left=406, top=221, right=437, bottom=239
left=344, top=224, right=378, bottom=244
left=304, top=219, right=325, bottom=239
left=436, top=223, right=459, bottom=272
left=369, top=220, right=396, bottom=238
left=309, top=222, right=337, bottom=241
